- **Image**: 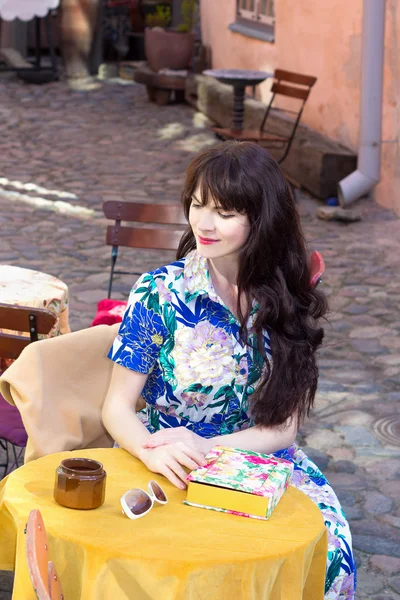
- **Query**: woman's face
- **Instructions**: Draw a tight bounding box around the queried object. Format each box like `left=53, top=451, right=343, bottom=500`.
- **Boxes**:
left=189, top=187, right=250, bottom=263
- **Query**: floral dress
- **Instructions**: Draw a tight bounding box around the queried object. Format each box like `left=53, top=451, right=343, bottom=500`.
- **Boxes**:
left=108, top=249, right=356, bottom=599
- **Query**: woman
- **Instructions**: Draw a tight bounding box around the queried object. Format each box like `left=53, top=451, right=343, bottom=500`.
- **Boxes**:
left=103, top=141, right=355, bottom=599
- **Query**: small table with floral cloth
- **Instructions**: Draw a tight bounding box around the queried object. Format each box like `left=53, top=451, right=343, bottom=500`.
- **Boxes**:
left=0, top=265, right=70, bottom=369
left=0, top=448, right=327, bottom=600
left=0, top=264, right=70, bottom=335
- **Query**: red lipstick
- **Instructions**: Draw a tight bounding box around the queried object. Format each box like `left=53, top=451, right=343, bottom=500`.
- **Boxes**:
left=198, top=236, right=219, bottom=245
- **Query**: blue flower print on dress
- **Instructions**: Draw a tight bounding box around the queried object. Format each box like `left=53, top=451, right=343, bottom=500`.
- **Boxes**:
left=108, top=274, right=168, bottom=374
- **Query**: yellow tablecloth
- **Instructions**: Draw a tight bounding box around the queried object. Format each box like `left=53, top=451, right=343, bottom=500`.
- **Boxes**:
left=0, top=448, right=327, bottom=600
left=0, top=264, right=70, bottom=338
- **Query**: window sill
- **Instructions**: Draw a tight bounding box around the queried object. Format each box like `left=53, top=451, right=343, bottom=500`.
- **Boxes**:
left=228, top=21, right=275, bottom=43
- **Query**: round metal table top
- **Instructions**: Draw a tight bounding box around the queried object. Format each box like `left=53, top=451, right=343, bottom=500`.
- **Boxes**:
left=203, top=68, right=273, bottom=87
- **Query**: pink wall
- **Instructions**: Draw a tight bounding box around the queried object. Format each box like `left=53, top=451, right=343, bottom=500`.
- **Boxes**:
left=200, top=0, right=400, bottom=215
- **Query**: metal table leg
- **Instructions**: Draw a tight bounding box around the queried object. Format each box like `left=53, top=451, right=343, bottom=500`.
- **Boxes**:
left=45, top=12, right=58, bottom=75
left=232, top=85, right=245, bottom=131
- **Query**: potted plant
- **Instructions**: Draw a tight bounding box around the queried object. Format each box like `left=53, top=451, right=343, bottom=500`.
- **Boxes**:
left=144, top=0, right=198, bottom=72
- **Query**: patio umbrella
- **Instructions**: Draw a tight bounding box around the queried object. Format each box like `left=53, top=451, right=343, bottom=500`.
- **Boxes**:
left=0, top=0, right=60, bottom=21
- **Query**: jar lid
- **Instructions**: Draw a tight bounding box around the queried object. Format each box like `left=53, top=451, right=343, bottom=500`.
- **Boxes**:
left=59, top=457, right=104, bottom=477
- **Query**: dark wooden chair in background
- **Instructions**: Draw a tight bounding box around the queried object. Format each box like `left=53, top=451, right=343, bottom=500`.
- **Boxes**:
left=0, top=303, right=56, bottom=477
left=103, top=200, right=187, bottom=298
left=213, top=69, right=317, bottom=164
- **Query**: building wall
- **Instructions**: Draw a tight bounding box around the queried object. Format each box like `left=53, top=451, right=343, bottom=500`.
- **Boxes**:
left=200, top=0, right=400, bottom=215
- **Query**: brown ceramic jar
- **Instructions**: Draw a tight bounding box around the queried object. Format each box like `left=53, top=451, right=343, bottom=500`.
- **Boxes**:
left=54, top=457, right=106, bottom=510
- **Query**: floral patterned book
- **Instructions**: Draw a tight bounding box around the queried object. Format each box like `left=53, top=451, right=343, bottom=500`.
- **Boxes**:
left=184, top=446, right=293, bottom=520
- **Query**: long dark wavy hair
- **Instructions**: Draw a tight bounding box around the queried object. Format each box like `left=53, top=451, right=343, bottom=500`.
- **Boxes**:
left=177, top=141, right=327, bottom=428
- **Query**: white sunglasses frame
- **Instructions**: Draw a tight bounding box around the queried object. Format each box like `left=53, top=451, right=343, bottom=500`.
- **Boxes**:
left=120, top=480, right=168, bottom=520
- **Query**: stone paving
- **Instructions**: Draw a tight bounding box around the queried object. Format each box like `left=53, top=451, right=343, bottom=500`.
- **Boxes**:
left=0, top=74, right=399, bottom=600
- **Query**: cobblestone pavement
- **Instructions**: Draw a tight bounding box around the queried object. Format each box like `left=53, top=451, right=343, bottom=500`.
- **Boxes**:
left=0, top=76, right=399, bottom=600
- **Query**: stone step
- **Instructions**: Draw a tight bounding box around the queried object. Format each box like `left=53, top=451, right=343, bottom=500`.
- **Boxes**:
left=0, top=48, right=32, bottom=70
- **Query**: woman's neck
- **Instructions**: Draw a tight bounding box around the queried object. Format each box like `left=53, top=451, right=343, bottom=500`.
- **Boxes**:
left=208, top=258, right=247, bottom=319
left=208, top=257, right=239, bottom=288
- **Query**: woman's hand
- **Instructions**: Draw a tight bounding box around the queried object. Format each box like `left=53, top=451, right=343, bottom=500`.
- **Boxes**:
left=139, top=442, right=206, bottom=489
left=142, top=427, right=213, bottom=455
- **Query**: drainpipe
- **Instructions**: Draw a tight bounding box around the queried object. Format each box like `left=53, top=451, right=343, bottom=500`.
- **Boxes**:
left=338, top=0, right=386, bottom=207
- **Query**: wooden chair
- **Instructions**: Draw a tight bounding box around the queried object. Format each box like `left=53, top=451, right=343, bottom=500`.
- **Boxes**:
left=0, top=303, right=57, bottom=360
left=103, top=200, right=187, bottom=298
left=213, top=69, right=317, bottom=164
left=0, top=304, right=56, bottom=477
left=25, top=509, right=64, bottom=600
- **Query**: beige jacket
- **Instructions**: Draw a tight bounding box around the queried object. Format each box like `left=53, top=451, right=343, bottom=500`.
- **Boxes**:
left=0, top=324, right=121, bottom=463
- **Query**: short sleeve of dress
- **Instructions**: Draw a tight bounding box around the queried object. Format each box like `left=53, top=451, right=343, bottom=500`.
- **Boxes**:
left=107, top=272, right=168, bottom=374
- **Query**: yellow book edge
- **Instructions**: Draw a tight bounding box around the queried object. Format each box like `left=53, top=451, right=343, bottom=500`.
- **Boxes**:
left=186, top=481, right=271, bottom=518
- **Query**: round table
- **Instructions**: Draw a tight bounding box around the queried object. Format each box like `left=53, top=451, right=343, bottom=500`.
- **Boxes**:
left=0, top=448, right=327, bottom=600
left=203, top=68, right=273, bottom=131
left=0, top=265, right=70, bottom=339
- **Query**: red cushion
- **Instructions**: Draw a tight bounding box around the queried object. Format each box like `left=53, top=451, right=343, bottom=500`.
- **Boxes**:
left=91, top=299, right=128, bottom=327
left=309, top=251, right=325, bottom=288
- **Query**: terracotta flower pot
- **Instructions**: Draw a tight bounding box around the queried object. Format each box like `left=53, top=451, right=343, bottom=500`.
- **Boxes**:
left=145, top=27, right=195, bottom=72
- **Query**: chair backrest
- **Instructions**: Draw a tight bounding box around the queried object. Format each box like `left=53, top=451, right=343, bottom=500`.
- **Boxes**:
left=103, top=200, right=187, bottom=298
left=272, top=69, right=317, bottom=102
left=260, top=69, right=317, bottom=161
left=0, top=303, right=57, bottom=360
left=26, top=509, right=64, bottom=600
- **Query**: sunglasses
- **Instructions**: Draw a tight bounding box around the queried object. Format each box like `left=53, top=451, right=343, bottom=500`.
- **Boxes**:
left=120, top=480, right=168, bottom=519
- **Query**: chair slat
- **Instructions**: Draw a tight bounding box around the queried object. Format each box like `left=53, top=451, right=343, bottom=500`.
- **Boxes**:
left=106, top=225, right=184, bottom=251
left=0, top=334, right=31, bottom=360
left=0, top=303, right=56, bottom=334
left=103, top=201, right=187, bottom=225
left=0, top=304, right=57, bottom=359
left=274, top=69, right=317, bottom=87
left=271, top=82, right=310, bottom=101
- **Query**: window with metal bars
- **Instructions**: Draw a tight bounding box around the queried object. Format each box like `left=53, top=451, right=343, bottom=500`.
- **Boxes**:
left=237, top=0, right=275, bottom=27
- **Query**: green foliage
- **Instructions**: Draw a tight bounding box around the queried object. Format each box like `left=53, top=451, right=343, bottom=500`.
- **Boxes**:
left=178, top=0, right=198, bottom=33
left=145, top=5, right=172, bottom=28
left=146, top=0, right=197, bottom=32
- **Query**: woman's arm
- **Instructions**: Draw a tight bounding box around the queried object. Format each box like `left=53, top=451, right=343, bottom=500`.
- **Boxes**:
left=102, top=364, right=207, bottom=488
left=210, top=417, right=297, bottom=454
left=142, top=416, right=297, bottom=456
left=102, top=362, right=152, bottom=456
